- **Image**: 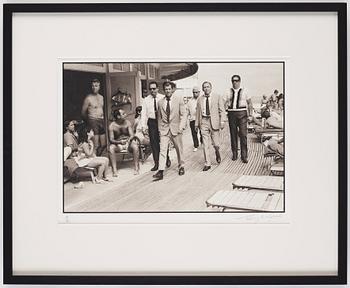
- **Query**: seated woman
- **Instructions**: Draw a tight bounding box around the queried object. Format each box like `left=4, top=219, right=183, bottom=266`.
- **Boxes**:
left=109, top=108, right=140, bottom=176
left=63, top=120, right=79, bottom=155
left=133, top=106, right=150, bottom=146
left=75, top=125, right=110, bottom=183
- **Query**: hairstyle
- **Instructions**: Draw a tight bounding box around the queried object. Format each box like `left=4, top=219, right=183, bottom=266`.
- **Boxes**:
left=163, top=81, right=176, bottom=90
left=231, top=75, right=241, bottom=82
left=278, top=93, right=284, bottom=99
left=274, top=89, right=279, bottom=94
left=148, top=81, right=158, bottom=88
left=77, top=123, right=90, bottom=144
left=135, top=106, right=142, bottom=118
left=261, top=107, right=271, bottom=119
left=91, top=78, right=100, bottom=85
left=202, top=81, right=212, bottom=88
left=113, top=107, right=124, bottom=120
left=64, top=120, right=73, bottom=131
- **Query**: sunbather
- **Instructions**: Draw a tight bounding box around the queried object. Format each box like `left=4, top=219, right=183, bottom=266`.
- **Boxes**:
left=109, top=108, right=140, bottom=176
left=265, top=137, right=284, bottom=157
left=253, top=99, right=283, bottom=129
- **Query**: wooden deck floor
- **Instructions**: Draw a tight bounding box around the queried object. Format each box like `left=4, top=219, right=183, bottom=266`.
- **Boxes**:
left=64, top=126, right=275, bottom=212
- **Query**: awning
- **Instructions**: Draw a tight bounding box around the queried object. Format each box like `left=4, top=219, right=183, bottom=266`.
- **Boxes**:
left=158, top=63, right=198, bottom=81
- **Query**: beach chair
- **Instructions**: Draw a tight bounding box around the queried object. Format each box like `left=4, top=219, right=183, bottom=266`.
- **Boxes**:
left=248, top=124, right=255, bottom=133
left=206, top=189, right=284, bottom=212
left=116, top=136, right=148, bottom=163
left=206, top=175, right=284, bottom=212
left=254, top=127, right=284, bottom=143
left=262, top=141, right=284, bottom=176
left=270, top=161, right=284, bottom=176
left=232, top=175, right=283, bottom=191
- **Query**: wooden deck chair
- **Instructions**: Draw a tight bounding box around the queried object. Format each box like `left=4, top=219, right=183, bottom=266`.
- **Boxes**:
left=232, top=175, right=283, bottom=191
left=117, top=136, right=147, bottom=163
left=206, top=189, right=284, bottom=212
left=270, top=161, right=284, bottom=176
left=255, top=127, right=284, bottom=142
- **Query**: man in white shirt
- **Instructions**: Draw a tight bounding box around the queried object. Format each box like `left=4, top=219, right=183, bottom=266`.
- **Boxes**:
left=140, top=81, right=163, bottom=171
left=188, top=86, right=202, bottom=151
left=225, top=75, right=253, bottom=163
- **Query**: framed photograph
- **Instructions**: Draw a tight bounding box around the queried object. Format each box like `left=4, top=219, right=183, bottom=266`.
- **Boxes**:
left=3, top=2, right=347, bottom=285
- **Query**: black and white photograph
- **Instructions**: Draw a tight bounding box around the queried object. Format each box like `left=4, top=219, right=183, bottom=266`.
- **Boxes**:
left=63, top=62, right=285, bottom=212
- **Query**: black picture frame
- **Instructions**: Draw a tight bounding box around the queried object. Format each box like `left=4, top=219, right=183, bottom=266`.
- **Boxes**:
left=3, top=2, right=347, bottom=285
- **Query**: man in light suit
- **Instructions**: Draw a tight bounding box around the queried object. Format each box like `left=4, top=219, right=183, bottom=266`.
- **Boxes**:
left=153, top=81, right=187, bottom=180
left=195, top=81, right=226, bottom=171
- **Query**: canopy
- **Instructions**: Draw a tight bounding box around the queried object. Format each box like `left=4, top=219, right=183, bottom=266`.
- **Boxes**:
left=158, top=63, right=198, bottom=81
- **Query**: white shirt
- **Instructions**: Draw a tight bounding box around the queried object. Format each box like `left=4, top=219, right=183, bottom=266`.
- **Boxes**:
left=141, top=93, right=163, bottom=129
left=188, top=98, right=198, bottom=121
left=224, top=87, right=250, bottom=111
left=201, top=94, right=212, bottom=116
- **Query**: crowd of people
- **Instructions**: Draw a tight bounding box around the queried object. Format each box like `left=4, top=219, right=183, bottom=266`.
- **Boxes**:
left=63, top=76, right=284, bottom=183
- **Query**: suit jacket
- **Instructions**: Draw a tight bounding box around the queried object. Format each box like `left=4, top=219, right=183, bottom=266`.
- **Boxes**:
left=195, top=93, right=226, bottom=130
left=157, top=94, right=187, bottom=136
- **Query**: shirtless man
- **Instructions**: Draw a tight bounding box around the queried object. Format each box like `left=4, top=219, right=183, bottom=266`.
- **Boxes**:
left=81, top=79, right=106, bottom=156
left=109, top=108, right=140, bottom=176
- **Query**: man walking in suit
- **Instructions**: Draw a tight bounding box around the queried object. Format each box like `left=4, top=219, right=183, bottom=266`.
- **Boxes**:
left=195, top=81, right=226, bottom=171
left=153, top=81, right=187, bottom=180
left=225, top=75, right=253, bottom=163
left=141, top=81, right=170, bottom=171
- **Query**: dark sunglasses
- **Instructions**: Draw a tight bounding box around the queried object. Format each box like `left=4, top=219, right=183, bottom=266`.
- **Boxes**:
left=232, top=79, right=240, bottom=82
left=149, top=87, right=157, bottom=90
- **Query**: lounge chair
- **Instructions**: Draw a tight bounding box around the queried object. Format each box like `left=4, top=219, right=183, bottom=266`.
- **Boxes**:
left=206, top=189, right=284, bottom=212
left=232, top=175, right=283, bottom=191
left=270, top=161, right=284, bottom=176
left=254, top=127, right=284, bottom=142
left=262, top=140, right=284, bottom=176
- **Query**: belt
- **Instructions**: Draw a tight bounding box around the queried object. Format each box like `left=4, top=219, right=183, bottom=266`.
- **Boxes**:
left=227, top=108, right=247, bottom=112
left=202, top=115, right=211, bottom=118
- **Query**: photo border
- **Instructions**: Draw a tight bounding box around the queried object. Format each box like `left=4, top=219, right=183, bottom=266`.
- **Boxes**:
left=3, top=2, right=347, bottom=285
left=62, top=60, right=286, bottom=214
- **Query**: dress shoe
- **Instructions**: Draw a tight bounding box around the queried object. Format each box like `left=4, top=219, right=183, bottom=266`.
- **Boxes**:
left=179, top=167, right=185, bottom=176
left=166, top=157, right=171, bottom=168
left=151, top=164, right=159, bottom=171
left=203, top=165, right=211, bottom=171
left=153, top=170, right=163, bottom=180
left=232, top=154, right=238, bottom=161
left=215, top=150, right=221, bottom=163
left=242, top=158, right=248, bottom=164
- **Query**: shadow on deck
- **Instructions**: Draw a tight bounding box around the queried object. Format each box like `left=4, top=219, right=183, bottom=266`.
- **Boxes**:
left=64, top=126, right=275, bottom=212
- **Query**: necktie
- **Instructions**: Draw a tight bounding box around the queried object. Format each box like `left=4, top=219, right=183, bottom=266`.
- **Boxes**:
left=153, top=97, right=157, bottom=118
left=166, top=97, right=171, bottom=123
left=230, top=89, right=235, bottom=109
left=205, top=95, right=210, bottom=116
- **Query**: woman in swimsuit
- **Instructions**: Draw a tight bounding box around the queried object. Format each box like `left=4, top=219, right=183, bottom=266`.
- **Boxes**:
left=75, top=124, right=110, bottom=183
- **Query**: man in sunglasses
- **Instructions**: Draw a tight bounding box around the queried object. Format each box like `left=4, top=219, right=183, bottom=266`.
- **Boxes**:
left=141, top=81, right=171, bottom=171
left=225, top=75, right=253, bottom=163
